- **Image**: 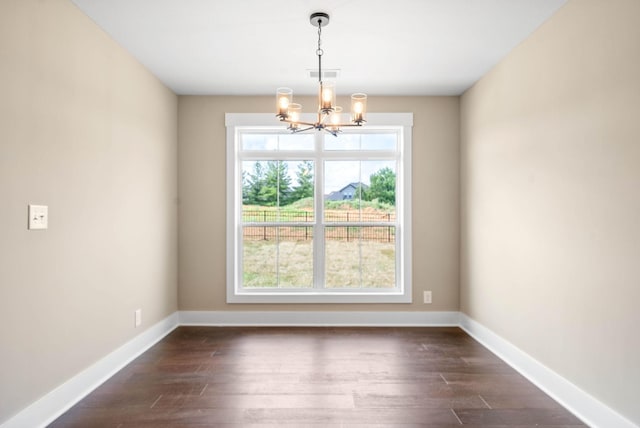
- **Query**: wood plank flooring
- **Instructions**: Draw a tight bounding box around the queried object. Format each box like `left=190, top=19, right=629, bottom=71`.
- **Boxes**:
left=49, top=327, right=586, bottom=427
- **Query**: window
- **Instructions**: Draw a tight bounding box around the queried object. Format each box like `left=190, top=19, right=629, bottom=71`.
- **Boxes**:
left=226, top=113, right=412, bottom=303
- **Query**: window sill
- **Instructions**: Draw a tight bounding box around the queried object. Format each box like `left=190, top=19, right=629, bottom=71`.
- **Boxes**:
left=227, top=290, right=412, bottom=304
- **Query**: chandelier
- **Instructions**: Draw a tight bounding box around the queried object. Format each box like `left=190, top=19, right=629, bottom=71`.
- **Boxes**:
left=276, top=12, right=367, bottom=137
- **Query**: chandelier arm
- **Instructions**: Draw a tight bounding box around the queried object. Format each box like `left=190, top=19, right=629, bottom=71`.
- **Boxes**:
left=330, top=122, right=366, bottom=128
left=279, top=118, right=317, bottom=127
left=291, top=125, right=315, bottom=134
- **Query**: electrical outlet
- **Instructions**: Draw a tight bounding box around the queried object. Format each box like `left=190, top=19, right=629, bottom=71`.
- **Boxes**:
left=134, top=309, right=142, bottom=327
left=423, top=291, right=432, bottom=304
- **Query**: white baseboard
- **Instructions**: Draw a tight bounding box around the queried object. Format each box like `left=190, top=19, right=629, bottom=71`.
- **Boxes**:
left=459, top=313, right=637, bottom=428
left=1, top=312, right=179, bottom=428
left=178, top=310, right=460, bottom=326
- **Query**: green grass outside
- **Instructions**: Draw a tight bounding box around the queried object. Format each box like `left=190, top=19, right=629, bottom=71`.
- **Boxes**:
left=242, top=240, right=395, bottom=288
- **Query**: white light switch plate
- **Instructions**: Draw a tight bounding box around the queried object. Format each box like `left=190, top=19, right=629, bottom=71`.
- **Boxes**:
left=28, top=205, right=48, bottom=230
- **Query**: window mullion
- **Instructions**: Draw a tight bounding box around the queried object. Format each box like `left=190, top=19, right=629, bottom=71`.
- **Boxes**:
left=313, top=132, right=325, bottom=289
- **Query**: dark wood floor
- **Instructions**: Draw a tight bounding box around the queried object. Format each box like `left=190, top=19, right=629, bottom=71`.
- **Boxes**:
left=50, top=327, right=586, bottom=427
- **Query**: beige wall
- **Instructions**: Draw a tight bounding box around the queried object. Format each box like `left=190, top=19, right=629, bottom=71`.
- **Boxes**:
left=460, top=0, right=640, bottom=424
left=178, top=95, right=459, bottom=312
left=0, top=0, right=178, bottom=423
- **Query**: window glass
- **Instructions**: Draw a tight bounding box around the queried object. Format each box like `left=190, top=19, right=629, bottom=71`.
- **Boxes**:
left=243, top=226, right=314, bottom=288
left=324, top=227, right=396, bottom=289
left=324, top=132, right=396, bottom=151
left=242, top=134, right=314, bottom=151
left=324, top=160, right=396, bottom=223
left=242, top=160, right=314, bottom=222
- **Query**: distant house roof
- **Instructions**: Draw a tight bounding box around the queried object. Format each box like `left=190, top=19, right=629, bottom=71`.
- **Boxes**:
left=325, top=191, right=344, bottom=201
left=324, top=182, right=369, bottom=201
left=339, top=182, right=369, bottom=193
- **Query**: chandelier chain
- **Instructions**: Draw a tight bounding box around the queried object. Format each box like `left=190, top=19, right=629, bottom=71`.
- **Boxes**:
left=317, top=22, right=323, bottom=56
left=316, top=19, right=323, bottom=83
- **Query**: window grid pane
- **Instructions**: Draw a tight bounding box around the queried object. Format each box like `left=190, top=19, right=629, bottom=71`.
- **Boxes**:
left=242, top=226, right=314, bottom=289
left=324, top=226, right=396, bottom=289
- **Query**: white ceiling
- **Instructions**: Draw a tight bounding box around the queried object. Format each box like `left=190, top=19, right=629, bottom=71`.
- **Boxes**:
left=70, top=0, right=567, bottom=96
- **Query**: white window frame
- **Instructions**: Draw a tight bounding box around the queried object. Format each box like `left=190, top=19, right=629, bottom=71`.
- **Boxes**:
left=226, top=113, right=413, bottom=304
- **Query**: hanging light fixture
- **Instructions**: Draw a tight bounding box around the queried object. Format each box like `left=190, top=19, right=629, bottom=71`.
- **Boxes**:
left=276, top=12, right=367, bottom=137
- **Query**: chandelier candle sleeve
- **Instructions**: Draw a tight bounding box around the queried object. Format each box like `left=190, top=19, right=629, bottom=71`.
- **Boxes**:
left=276, top=88, right=293, bottom=118
left=351, top=93, right=367, bottom=124
left=329, top=106, right=342, bottom=131
left=320, top=82, right=335, bottom=112
left=287, top=103, right=302, bottom=130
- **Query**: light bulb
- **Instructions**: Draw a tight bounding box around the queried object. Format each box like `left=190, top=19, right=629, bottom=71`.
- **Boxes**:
left=276, top=87, right=293, bottom=117
left=351, top=93, right=366, bottom=124
left=321, top=89, right=333, bottom=110
left=320, top=82, right=335, bottom=111
left=323, top=89, right=332, bottom=102
left=330, top=106, right=342, bottom=128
